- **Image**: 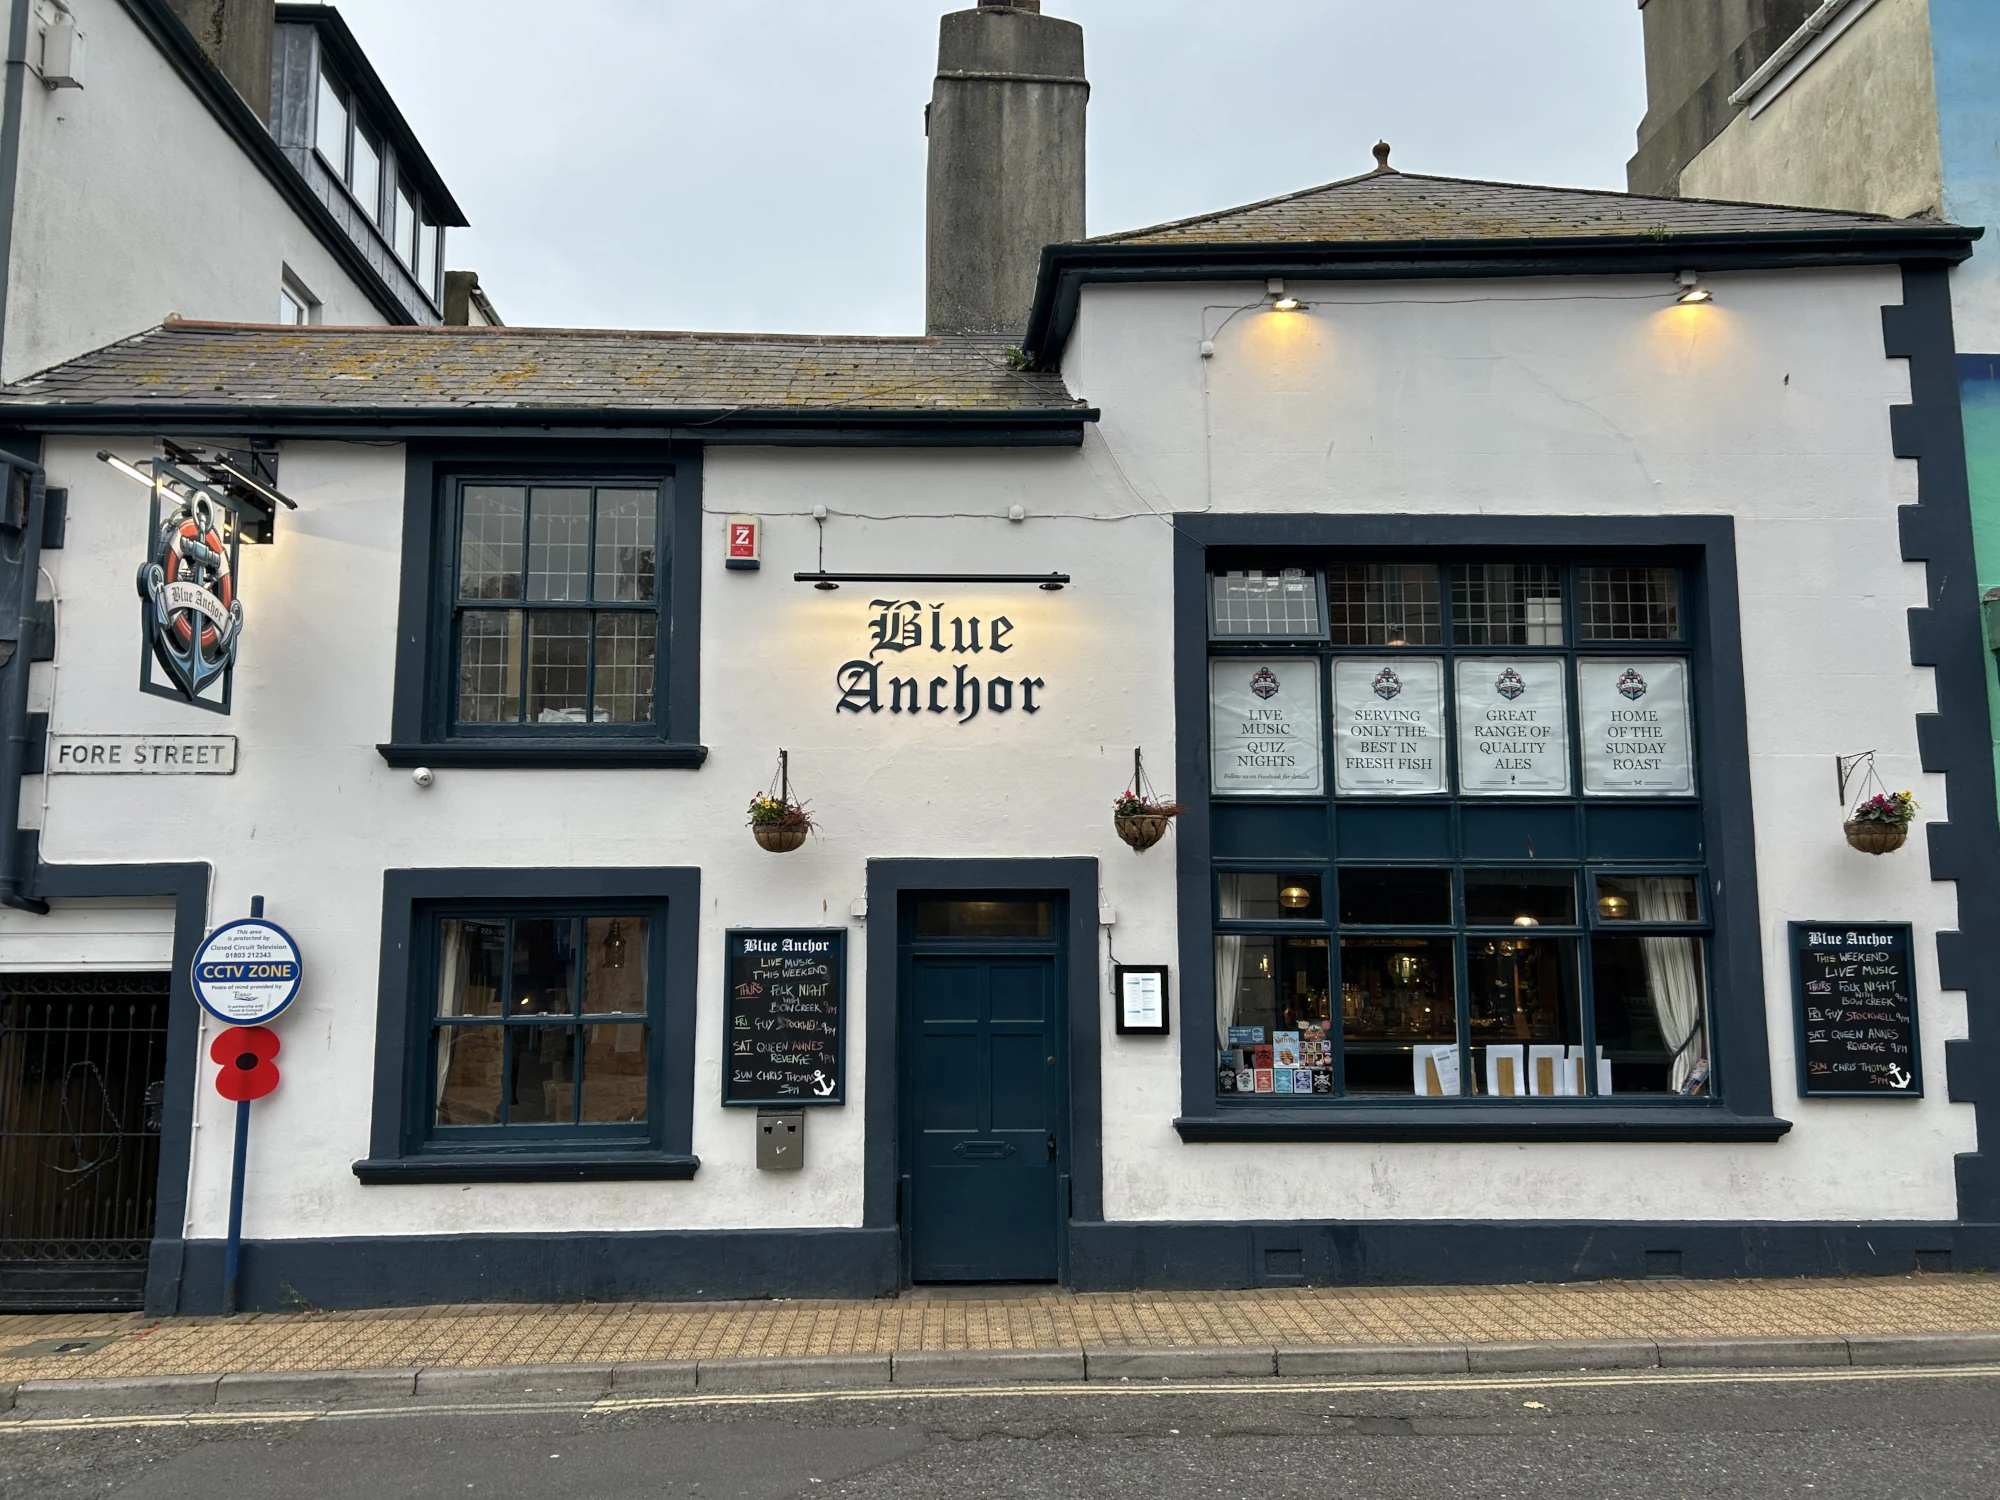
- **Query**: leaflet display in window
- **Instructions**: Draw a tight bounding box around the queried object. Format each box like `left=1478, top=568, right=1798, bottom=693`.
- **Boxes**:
left=1332, top=658, right=1446, bottom=795
left=1578, top=658, right=1695, bottom=797
left=1209, top=658, right=1323, bottom=796
left=1454, top=657, right=1572, bottom=796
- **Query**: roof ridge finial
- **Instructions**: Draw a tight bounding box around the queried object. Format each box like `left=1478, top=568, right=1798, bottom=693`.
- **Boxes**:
left=1372, top=140, right=1394, bottom=174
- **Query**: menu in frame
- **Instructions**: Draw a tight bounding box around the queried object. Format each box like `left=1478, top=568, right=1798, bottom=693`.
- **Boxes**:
left=1332, top=658, right=1447, bottom=795
left=1209, top=658, right=1324, bottom=796
left=1578, top=658, right=1695, bottom=797
left=1454, top=657, right=1573, bottom=796
left=723, top=929, right=846, bottom=1106
left=1792, top=923, right=1922, bottom=1098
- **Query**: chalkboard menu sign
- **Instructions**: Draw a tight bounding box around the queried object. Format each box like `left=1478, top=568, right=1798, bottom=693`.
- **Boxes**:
left=1791, top=922, right=1922, bottom=1098
left=723, top=928, right=846, bottom=1107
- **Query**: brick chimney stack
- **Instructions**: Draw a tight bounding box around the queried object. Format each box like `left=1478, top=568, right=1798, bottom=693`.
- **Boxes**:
left=926, top=2, right=1086, bottom=336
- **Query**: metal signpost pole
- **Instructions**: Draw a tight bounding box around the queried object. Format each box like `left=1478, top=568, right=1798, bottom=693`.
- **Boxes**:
left=221, top=894, right=263, bottom=1318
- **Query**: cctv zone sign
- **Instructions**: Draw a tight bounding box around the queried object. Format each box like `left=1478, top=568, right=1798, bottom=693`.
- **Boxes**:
left=833, top=599, right=1045, bottom=723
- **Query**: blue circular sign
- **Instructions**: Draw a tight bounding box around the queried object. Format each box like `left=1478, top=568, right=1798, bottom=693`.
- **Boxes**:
left=191, top=918, right=303, bottom=1025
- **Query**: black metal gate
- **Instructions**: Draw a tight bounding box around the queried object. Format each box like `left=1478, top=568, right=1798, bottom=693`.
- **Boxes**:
left=0, top=974, right=169, bottom=1310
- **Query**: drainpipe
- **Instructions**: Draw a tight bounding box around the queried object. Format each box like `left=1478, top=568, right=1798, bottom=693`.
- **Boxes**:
left=0, top=0, right=34, bottom=379
left=1728, top=0, right=1862, bottom=107
left=0, top=453, right=46, bottom=913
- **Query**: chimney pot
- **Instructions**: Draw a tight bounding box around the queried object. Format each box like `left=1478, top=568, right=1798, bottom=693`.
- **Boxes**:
left=978, top=0, right=1042, bottom=9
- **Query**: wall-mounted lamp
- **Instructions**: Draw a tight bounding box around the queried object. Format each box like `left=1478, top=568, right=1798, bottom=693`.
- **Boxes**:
left=96, top=450, right=153, bottom=489
left=1267, top=277, right=1303, bottom=312
left=1676, top=270, right=1712, bottom=305
left=1278, top=884, right=1312, bottom=910
left=603, top=918, right=627, bottom=971
left=1596, top=892, right=1631, bottom=921
left=1512, top=915, right=1540, bottom=928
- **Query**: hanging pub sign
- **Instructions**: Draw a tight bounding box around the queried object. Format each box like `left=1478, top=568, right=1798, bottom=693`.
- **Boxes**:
left=1578, top=658, right=1695, bottom=797
left=1209, top=658, right=1323, bottom=796
left=1455, top=657, right=1572, bottom=796
left=1332, top=658, right=1446, bottom=795
left=723, top=928, right=846, bottom=1105
left=137, top=458, right=245, bottom=714
left=1791, top=923, right=1921, bottom=1097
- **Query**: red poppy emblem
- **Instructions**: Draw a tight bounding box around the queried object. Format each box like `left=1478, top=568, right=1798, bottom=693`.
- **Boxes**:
left=211, top=1025, right=280, bottom=1101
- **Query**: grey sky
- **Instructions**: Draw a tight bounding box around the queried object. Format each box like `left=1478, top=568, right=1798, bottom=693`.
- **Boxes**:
left=334, top=1, right=1646, bottom=334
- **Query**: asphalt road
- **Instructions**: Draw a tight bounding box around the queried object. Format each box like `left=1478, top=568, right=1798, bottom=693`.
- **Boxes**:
left=0, top=1365, right=1995, bottom=1499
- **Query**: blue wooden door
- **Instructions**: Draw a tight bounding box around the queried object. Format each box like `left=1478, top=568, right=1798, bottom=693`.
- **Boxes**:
left=906, top=954, right=1063, bottom=1281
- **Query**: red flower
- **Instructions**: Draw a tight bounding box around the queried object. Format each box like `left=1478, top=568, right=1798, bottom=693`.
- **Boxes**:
left=210, top=1025, right=281, bottom=1102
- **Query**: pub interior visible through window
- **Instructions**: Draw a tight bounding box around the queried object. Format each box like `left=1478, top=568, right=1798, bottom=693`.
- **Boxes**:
left=1209, top=562, right=1710, bottom=1104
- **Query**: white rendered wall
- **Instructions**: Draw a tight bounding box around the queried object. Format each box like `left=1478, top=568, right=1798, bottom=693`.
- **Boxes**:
left=3, top=0, right=387, bottom=382
left=8, top=261, right=1967, bottom=1244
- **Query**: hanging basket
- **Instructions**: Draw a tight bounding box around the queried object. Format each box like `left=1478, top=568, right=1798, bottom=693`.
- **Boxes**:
left=749, top=749, right=814, bottom=854
left=752, top=823, right=809, bottom=854
left=1115, top=813, right=1173, bottom=852
left=1843, top=819, right=1908, bottom=856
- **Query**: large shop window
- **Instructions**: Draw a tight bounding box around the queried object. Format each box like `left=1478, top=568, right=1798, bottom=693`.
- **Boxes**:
left=358, top=869, right=699, bottom=1182
left=381, top=449, right=704, bottom=769
left=1210, top=561, right=1715, bottom=1106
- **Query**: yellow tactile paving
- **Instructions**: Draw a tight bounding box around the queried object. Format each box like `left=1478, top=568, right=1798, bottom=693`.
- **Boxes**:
left=1, top=1275, right=1997, bottom=1384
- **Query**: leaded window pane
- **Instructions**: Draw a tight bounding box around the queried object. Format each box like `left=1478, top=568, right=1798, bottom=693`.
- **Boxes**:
left=1580, top=567, right=1681, bottom=640
left=456, top=609, right=521, bottom=723
left=594, top=490, right=656, bottom=601
left=1452, top=564, right=1564, bottom=645
left=460, top=488, right=525, bottom=599
left=593, top=614, right=655, bottom=724
left=1211, top=568, right=1321, bottom=637
left=526, top=613, right=590, bottom=723
left=526, top=489, right=591, bottom=601
left=1325, top=564, right=1441, bottom=646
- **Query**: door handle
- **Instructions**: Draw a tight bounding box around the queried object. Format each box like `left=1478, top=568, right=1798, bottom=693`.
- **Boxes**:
left=1046, top=1132, right=1057, bottom=1162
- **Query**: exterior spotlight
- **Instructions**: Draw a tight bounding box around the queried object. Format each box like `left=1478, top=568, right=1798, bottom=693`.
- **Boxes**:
left=1267, top=276, right=1302, bottom=312
left=97, top=450, right=154, bottom=489
left=1676, top=270, right=1711, bottom=304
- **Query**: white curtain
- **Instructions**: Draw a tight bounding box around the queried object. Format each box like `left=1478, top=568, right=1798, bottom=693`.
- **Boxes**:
left=1214, top=879, right=1245, bottom=1054
left=1637, top=879, right=1706, bottom=1092
left=434, top=920, right=466, bottom=1122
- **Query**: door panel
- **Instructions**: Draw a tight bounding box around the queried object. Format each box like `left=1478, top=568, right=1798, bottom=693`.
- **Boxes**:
left=906, top=953, right=1061, bottom=1282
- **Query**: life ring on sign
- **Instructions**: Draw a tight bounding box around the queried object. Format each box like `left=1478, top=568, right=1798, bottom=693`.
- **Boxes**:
left=165, top=516, right=232, bottom=654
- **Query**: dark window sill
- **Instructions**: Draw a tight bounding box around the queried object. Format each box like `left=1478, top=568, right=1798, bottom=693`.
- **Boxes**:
left=376, top=742, right=708, bottom=770
left=1174, top=1107, right=1792, bottom=1144
left=352, top=1153, right=700, bottom=1183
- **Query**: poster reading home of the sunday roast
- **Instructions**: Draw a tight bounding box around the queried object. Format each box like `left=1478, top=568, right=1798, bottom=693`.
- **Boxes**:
left=1454, top=657, right=1572, bottom=795
left=1577, top=658, right=1695, bottom=797
left=1209, top=658, right=1323, bottom=795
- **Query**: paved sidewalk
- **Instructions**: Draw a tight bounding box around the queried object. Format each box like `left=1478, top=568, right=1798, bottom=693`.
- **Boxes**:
left=1, top=1274, right=1998, bottom=1387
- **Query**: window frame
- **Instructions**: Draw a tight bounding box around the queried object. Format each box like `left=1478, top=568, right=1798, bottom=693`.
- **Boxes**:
left=380, top=442, right=706, bottom=770
left=1172, top=516, right=1785, bottom=1144
left=358, top=867, right=700, bottom=1183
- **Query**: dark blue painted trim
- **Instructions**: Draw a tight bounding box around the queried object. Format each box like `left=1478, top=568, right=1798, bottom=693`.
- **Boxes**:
left=1067, top=1218, right=2000, bottom=1291
left=1021, top=230, right=1981, bottom=365
left=362, top=867, right=700, bottom=1177
left=1173, top=514, right=1779, bottom=1137
left=1174, top=1107, right=1790, bottom=1143
left=172, top=1227, right=900, bottom=1314
left=19, top=846, right=212, bottom=1316
left=864, top=859, right=1103, bottom=1250
left=1887, top=266, right=2000, bottom=1221
left=383, top=442, right=702, bottom=764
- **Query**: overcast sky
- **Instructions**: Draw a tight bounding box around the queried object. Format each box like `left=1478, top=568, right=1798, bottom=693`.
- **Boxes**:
left=332, top=1, right=1647, bottom=334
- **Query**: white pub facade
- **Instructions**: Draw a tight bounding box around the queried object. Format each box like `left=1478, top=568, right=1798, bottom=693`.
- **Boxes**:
left=0, top=0, right=1992, bottom=1313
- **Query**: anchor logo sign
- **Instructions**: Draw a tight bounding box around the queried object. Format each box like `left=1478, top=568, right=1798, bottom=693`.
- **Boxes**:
left=1887, top=1063, right=1913, bottom=1090
left=810, top=1070, right=836, bottom=1098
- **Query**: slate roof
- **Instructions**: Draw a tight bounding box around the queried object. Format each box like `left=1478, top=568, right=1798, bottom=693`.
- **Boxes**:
left=0, top=322, right=1085, bottom=414
left=1090, top=167, right=1939, bottom=247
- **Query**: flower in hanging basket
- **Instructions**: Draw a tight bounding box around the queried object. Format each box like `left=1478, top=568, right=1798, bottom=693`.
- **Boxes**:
left=1844, top=789, right=1917, bottom=856
left=748, top=792, right=814, bottom=853
left=1113, top=792, right=1185, bottom=852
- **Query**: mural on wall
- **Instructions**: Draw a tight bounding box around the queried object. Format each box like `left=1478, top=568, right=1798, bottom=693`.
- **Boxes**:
left=833, top=599, right=1044, bottom=721
left=136, top=461, right=245, bottom=714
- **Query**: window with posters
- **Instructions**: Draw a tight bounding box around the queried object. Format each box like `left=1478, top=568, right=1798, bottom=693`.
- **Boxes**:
left=1208, top=559, right=1712, bottom=1109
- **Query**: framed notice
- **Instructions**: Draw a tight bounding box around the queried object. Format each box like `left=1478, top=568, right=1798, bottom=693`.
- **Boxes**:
left=1332, top=658, right=1446, bottom=795
left=723, top=928, right=846, bottom=1106
left=1579, top=658, right=1695, bottom=797
left=1114, top=965, right=1170, bottom=1036
left=1209, top=658, right=1323, bottom=796
left=1454, top=657, right=1572, bottom=796
left=1791, top=922, right=1921, bottom=1098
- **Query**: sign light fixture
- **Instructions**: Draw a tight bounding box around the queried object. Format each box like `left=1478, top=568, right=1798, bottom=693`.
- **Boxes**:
left=794, top=571, right=1069, bottom=592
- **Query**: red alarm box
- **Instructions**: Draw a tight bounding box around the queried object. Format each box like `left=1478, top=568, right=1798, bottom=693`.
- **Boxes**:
left=725, top=516, right=761, bottom=571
